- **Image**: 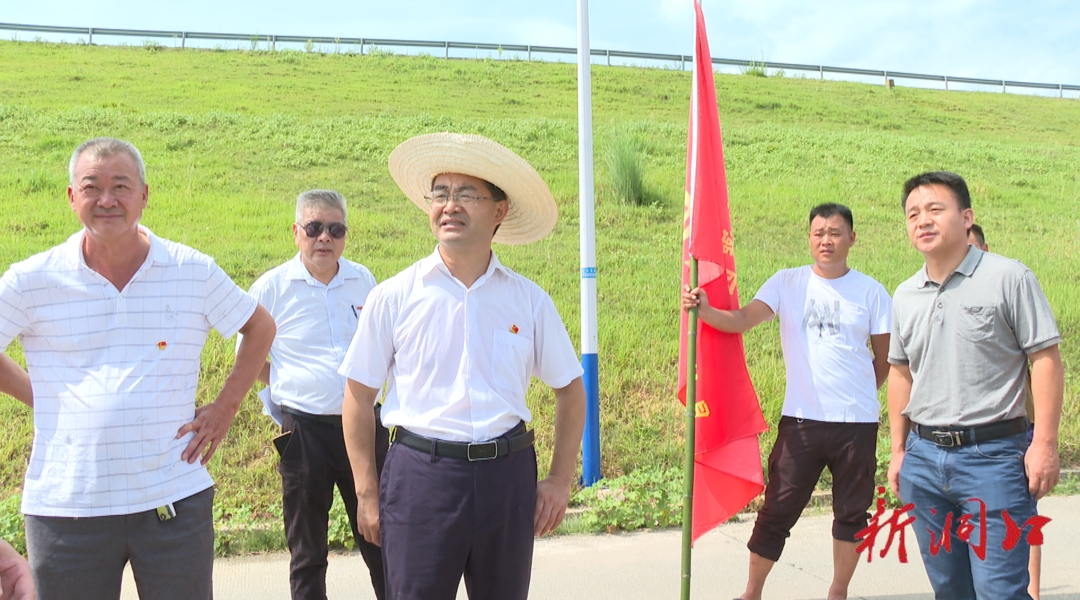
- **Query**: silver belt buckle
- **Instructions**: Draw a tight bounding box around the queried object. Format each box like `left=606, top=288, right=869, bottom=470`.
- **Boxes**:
left=930, top=430, right=962, bottom=447
left=467, top=441, right=499, bottom=461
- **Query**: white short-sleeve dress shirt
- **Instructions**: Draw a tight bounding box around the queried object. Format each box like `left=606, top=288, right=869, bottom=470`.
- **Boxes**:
left=0, top=227, right=257, bottom=517
left=246, top=254, right=377, bottom=416
left=338, top=248, right=583, bottom=443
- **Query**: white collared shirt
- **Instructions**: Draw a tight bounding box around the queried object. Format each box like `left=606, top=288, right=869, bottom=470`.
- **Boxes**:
left=339, top=248, right=583, bottom=443
left=0, top=227, right=257, bottom=517
left=246, top=253, right=377, bottom=416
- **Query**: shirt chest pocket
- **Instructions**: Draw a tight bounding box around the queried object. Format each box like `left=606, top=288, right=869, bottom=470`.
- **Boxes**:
left=958, top=305, right=995, bottom=342
left=491, top=330, right=534, bottom=398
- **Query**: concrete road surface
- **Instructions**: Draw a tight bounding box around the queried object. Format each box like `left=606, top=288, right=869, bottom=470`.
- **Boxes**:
left=121, top=495, right=1080, bottom=599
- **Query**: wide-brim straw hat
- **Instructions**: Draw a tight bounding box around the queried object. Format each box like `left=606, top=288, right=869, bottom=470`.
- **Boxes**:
left=388, top=133, right=558, bottom=245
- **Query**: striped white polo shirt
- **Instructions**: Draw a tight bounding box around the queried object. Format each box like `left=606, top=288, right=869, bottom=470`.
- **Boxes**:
left=0, top=227, right=257, bottom=517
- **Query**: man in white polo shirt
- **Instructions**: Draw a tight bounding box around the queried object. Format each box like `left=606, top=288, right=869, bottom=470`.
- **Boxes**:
left=245, top=189, right=386, bottom=600
left=340, top=133, right=586, bottom=600
left=683, top=203, right=891, bottom=600
left=0, top=137, right=276, bottom=600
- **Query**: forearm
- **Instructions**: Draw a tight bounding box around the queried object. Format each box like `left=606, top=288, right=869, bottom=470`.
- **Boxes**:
left=874, top=361, right=889, bottom=390
left=697, top=305, right=751, bottom=334
left=343, top=380, right=380, bottom=496
left=214, top=306, right=276, bottom=410
left=887, top=364, right=913, bottom=453
left=0, top=353, right=32, bottom=407
left=547, top=377, right=586, bottom=483
left=256, top=361, right=271, bottom=387
left=1029, top=346, right=1064, bottom=447
left=869, top=334, right=891, bottom=390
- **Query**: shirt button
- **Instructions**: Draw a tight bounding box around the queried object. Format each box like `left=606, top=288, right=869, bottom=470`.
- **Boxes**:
left=937, top=303, right=943, bottom=308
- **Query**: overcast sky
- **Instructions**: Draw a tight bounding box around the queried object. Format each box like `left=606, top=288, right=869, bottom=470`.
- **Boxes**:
left=3, top=0, right=1078, bottom=85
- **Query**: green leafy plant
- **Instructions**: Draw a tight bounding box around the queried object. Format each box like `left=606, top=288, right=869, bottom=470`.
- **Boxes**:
left=1051, top=471, right=1080, bottom=496
left=213, top=502, right=285, bottom=556
left=0, top=495, right=25, bottom=555
left=574, top=467, right=684, bottom=532
left=327, top=494, right=356, bottom=549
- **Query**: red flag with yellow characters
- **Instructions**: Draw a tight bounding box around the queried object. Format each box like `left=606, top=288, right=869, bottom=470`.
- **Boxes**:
left=678, top=0, right=768, bottom=544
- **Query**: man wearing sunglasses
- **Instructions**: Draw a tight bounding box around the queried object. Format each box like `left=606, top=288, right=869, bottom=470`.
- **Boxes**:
left=339, top=133, right=586, bottom=600
left=0, top=137, right=276, bottom=600
left=244, top=189, right=387, bottom=600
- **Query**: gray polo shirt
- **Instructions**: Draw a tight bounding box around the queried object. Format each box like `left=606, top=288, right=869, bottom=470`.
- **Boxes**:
left=889, top=247, right=1060, bottom=427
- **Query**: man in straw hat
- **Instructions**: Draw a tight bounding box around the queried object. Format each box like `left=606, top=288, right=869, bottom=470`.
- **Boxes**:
left=339, top=132, right=586, bottom=599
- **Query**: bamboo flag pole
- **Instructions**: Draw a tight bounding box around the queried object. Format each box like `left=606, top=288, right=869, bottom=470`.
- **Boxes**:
left=680, top=258, right=699, bottom=600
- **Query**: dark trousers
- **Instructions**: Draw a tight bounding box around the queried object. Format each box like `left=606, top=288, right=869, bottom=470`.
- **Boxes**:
left=380, top=441, right=538, bottom=600
left=279, top=410, right=389, bottom=600
left=26, top=487, right=215, bottom=600
left=749, top=417, right=878, bottom=562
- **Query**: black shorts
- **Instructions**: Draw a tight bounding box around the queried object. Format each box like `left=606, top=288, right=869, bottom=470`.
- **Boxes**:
left=748, top=417, right=878, bottom=561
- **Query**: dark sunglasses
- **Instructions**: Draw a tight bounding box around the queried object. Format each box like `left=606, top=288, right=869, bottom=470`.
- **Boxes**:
left=299, top=221, right=348, bottom=239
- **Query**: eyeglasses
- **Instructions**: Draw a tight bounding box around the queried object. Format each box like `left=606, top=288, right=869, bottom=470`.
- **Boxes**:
left=423, top=192, right=492, bottom=207
left=299, top=221, right=348, bottom=239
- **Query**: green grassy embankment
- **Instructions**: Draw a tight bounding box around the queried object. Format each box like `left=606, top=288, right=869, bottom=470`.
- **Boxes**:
left=0, top=40, right=1078, bottom=549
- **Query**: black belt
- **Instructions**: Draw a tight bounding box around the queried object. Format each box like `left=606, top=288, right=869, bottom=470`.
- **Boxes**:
left=393, top=424, right=534, bottom=461
left=913, top=417, right=1028, bottom=447
left=281, top=405, right=342, bottom=427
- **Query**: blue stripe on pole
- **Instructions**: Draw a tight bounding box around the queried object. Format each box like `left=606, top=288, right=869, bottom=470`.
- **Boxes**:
left=580, top=352, right=602, bottom=486
left=581, top=267, right=597, bottom=279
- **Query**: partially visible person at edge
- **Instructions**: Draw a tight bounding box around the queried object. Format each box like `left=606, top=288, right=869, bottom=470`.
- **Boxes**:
left=0, top=538, right=34, bottom=600
left=967, top=223, right=1043, bottom=600
left=683, top=203, right=891, bottom=600
left=339, top=132, right=586, bottom=600
left=243, top=190, right=388, bottom=600
left=888, top=171, right=1063, bottom=600
left=0, top=137, right=276, bottom=600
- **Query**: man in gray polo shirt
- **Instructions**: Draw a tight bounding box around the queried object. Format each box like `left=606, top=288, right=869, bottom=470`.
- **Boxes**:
left=887, top=171, right=1063, bottom=599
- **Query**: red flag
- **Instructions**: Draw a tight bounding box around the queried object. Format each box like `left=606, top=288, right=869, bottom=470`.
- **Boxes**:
left=678, top=0, right=768, bottom=544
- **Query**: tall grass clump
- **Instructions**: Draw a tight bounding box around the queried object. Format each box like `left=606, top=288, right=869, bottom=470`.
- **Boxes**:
left=741, top=59, right=767, bottom=77
left=606, top=131, right=647, bottom=205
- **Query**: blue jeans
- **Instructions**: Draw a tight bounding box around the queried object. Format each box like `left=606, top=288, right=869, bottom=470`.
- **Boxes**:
left=899, top=430, right=1034, bottom=600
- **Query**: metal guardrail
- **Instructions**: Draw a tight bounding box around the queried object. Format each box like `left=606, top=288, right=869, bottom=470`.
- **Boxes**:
left=3, top=21, right=1078, bottom=97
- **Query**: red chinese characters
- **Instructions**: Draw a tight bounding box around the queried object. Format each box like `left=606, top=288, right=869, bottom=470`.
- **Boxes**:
left=857, top=487, right=916, bottom=563
left=856, top=488, right=1051, bottom=563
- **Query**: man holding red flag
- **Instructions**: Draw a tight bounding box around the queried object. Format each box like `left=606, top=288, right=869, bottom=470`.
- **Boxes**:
left=677, top=0, right=768, bottom=555
left=684, top=203, right=891, bottom=600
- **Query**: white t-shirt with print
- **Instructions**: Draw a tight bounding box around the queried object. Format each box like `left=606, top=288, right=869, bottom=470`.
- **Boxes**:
left=753, top=265, right=891, bottom=423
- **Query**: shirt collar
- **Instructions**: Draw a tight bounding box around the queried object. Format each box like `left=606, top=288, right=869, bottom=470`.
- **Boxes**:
left=66, top=225, right=168, bottom=269
left=915, top=245, right=983, bottom=288
left=419, top=245, right=510, bottom=284
left=286, top=253, right=360, bottom=286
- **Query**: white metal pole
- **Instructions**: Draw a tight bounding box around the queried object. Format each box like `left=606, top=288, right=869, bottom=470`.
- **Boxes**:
left=577, top=0, right=601, bottom=486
